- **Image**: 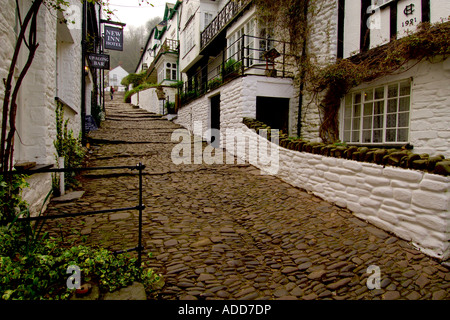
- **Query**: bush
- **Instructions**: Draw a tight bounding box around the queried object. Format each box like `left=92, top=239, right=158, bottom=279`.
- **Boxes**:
left=0, top=225, right=163, bottom=300
left=54, top=101, right=86, bottom=192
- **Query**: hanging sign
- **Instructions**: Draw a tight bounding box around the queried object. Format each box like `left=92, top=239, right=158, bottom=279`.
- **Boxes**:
left=87, top=53, right=110, bottom=69
left=104, top=25, right=124, bottom=51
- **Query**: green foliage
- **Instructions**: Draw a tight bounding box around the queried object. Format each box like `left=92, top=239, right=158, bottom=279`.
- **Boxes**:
left=165, top=101, right=176, bottom=114
left=207, top=77, right=222, bottom=91
left=0, top=174, right=29, bottom=224
left=91, top=104, right=103, bottom=127
left=121, top=71, right=148, bottom=89
left=223, top=59, right=242, bottom=76
left=123, top=82, right=158, bottom=103
left=53, top=101, right=86, bottom=191
left=309, top=21, right=450, bottom=143
left=0, top=225, right=163, bottom=300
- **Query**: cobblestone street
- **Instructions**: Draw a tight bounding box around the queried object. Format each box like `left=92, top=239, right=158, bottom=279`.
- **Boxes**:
left=43, top=94, right=449, bottom=300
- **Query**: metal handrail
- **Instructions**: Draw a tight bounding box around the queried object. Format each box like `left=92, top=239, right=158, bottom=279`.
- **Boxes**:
left=4, top=163, right=146, bottom=265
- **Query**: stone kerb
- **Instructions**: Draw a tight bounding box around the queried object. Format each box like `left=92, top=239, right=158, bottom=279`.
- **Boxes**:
left=239, top=125, right=450, bottom=261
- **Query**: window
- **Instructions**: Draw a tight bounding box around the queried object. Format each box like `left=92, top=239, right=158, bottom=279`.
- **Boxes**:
left=342, top=80, right=411, bottom=144
left=165, top=62, right=177, bottom=81
left=183, top=23, right=194, bottom=56
left=203, top=12, right=213, bottom=30
left=227, top=18, right=257, bottom=63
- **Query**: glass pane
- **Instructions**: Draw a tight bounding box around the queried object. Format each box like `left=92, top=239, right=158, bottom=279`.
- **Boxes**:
left=388, top=84, right=398, bottom=98
left=387, top=99, right=397, bottom=113
left=398, top=112, right=409, bottom=127
left=363, top=130, right=372, bottom=143
left=397, top=128, right=409, bottom=142
left=172, top=63, right=177, bottom=68
left=344, top=118, right=351, bottom=130
left=375, top=86, right=384, bottom=99
left=364, top=103, right=373, bottom=116
left=354, top=93, right=361, bottom=104
left=373, top=115, right=383, bottom=129
left=166, top=69, right=171, bottom=79
left=352, top=130, right=360, bottom=143
left=345, top=95, right=352, bottom=106
left=373, top=130, right=382, bottom=143
left=399, top=81, right=411, bottom=96
left=344, top=105, right=352, bottom=118
left=387, top=114, right=397, bottom=128
left=344, top=131, right=351, bottom=142
left=363, top=116, right=372, bottom=129
left=353, top=104, right=361, bottom=117
left=172, top=70, right=177, bottom=80
left=167, top=62, right=171, bottom=68
left=399, top=97, right=410, bottom=112
left=374, top=101, right=384, bottom=114
left=364, top=89, right=373, bottom=101
left=386, top=129, right=396, bottom=142
left=353, top=117, right=361, bottom=130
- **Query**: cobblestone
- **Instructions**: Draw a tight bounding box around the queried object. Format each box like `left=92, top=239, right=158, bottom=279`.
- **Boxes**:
left=42, top=95, right=449, bottom=300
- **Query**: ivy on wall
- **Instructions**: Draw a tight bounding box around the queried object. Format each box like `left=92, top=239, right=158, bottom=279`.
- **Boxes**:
left=254, top=0, right=449, bottom=144
left=310, top=21, right=450, bottom=143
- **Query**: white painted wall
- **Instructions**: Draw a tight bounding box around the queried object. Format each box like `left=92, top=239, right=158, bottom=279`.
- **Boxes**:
left=339, top=58, right=450, bottom=158
left=109, top=65, right=129, bottom=91
left=131, top=86, right=177, bottom=115
left=0, top=0, right=87, bottom=216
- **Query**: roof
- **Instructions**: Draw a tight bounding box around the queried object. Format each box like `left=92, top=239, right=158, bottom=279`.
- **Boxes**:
left=134, top=1, right=182, bottom=73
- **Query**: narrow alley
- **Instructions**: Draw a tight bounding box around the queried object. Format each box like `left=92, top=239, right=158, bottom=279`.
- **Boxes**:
left=42, top=94, right=449, bottom=300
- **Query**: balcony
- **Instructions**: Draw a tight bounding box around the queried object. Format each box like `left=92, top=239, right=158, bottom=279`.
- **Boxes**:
left=200, top=0, right=252, bottom=50
left=145, top=39, right=179, bottom=82
left=181, top=35, right=295, bottom=105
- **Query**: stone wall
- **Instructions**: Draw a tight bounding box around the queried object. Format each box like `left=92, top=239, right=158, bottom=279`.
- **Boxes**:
left=131, top=86, right=177, bottom=115
left=175, top=75, right=295, bottom=140
left=0, top=1, right=83, bottom=216
left=236, top=124, right=450, bottom=261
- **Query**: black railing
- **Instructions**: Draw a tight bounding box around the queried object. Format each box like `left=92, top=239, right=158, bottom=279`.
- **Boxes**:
left=181, top=34, right=295, bottom=105
left=200, top=0, right=251, bottom=49
left=2, top=163, right=146, bottom=265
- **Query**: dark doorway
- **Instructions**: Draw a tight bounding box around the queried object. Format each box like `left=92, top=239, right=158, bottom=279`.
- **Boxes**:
left=256, top=97, right=289, bottom=134
left=210, top=94, right=221, bottom=148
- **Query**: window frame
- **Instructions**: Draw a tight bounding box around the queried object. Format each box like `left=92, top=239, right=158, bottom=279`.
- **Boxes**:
left=340, top=79, right=412, bottom=146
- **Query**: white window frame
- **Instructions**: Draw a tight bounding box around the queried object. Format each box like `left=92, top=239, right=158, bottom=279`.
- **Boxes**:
left=227, top=18, right=257, bottom=63
left=340, top=79, right=412, bottom=145
left=165, top=62, right=177, bottom=81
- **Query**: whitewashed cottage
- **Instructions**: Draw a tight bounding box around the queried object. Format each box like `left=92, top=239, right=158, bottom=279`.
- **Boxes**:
left=0, top=0, right=101, bottom=214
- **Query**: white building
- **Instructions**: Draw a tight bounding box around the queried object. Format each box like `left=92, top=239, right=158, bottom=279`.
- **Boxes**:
left=132, top=1, right=181, bottom=114
left=0, top=0, right=101, bottom=215
left=335, top=0, right=450, bottom=157
left=108, top=65, right=129, bottom=92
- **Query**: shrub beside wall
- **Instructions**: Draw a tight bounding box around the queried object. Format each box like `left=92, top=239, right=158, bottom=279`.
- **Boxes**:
left=243, top=118, right=450, bottom=176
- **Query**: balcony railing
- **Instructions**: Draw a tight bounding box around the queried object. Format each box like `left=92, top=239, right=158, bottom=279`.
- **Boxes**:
left=181, top=35, right=295, bottom=105
left=145, top=39, right=179, bottom=80
left=200, top=0, right=251, bottom=49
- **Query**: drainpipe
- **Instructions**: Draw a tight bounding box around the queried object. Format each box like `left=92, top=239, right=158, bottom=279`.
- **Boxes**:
left=296, top=0, right=308, bottom=138
left=81, top=0, right=87, bottom=145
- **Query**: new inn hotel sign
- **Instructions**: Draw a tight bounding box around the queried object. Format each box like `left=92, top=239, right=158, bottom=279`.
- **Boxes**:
left=104, top=25, right=123, bottom=51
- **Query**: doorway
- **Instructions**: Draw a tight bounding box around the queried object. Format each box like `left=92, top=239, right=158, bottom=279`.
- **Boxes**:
left=210, top=94, right=221, bottom=148
left=256, top=97, right=289, bottom=134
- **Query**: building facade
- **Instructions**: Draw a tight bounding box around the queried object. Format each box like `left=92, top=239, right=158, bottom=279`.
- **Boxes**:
left=107, top=65, right=129, bottom=92
left=133, top=1, right=181, bottom=114
left=0, top=0, right=101, bottom=214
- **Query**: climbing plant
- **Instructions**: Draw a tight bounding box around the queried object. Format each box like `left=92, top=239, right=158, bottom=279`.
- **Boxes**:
left=310, top=21, right=450, bottom=143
